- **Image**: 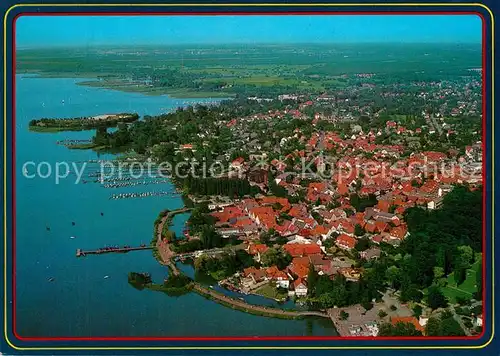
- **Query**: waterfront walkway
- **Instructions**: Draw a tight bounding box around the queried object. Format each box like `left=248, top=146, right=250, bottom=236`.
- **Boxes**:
left=154, top=207, right=330, bottom=321
left=155, top=208, right=192, bottom=274
left=193, top=284, right=329, bottom=319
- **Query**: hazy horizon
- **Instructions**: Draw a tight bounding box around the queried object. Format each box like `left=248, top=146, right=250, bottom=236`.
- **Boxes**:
left=16, top=42, right=483, bottom=50
left=16, top=15, right=482, bottom=48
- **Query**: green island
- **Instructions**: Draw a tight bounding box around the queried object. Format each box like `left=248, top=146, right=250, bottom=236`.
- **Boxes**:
left=28, top=113, right=139, bottom=132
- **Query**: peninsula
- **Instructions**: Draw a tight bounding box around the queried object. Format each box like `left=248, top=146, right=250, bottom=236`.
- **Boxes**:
left=28, top=113, right=139, bottom=132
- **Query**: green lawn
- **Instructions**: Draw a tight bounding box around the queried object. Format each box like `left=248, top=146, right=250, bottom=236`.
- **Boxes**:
left=254, top=283, right=288, bottom=301
left=440, top=255, right=482, bottom=303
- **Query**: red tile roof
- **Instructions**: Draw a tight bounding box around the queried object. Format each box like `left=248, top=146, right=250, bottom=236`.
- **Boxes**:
left=288, top=262, right=309, bottom=279
left=390, top=225, right=408, bottom=240
left=336, top=234, right=357, bottom=249
left=293, top=277, right=307, bottom=288
left=283, top=243, right=322, bottom=257
left=232, top=157, right=245, bottom=165
left=247, top=243, right=269, bottom=255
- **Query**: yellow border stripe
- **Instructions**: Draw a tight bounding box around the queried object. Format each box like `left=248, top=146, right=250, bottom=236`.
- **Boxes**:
left=3, top=3, right=495, bottom=351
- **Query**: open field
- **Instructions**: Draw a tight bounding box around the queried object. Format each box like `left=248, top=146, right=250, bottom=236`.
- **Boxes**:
left=16, top=43, right=481, bottom=97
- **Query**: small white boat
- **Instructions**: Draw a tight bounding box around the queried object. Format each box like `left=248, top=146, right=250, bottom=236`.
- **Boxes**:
left=70, top=236, right=75, bottom=239
left=104, top=275, right=109, bottom=279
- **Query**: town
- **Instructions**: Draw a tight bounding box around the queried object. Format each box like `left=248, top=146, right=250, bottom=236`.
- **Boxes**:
left=88, top=70, right=484, bottom=338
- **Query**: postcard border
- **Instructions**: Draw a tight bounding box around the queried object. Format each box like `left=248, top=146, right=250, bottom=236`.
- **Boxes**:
left=2, top=2, right=495, bottom=351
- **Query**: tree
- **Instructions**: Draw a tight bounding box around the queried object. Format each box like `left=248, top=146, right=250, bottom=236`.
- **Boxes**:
left=322, top=238, right=335, bottom=249
left=474, top=256, right=483, bottom=300
left=378, top=322, right=423, bottom=336
left=439, top=315, right=466, bottom=336
left=413, top=305, right=423, bottom=318
left=276, top=235, right=288, bottom=245
left=199, top=225, right=222, bottom=249
left=453, top=245, right=473, bottom=285
left=259, top=231, right=271, bottom=246
left=354, top=224, right=364, bottom=237
left=340, top=311, right=349, bottom=320
left=426, top=313, right=466, bottom=336
left=386, top=266, right=401, bottom=289
left=433, top=267, right=445, bottom=281
left=261, top=248, right=280, bottom=267
left=355, top=237, right=370, bottom=251
left=163, top=230, right=176, bottom=242
left=427, top=286, right=448, bottom=310
left=425, top=317, right=442, bottom=336
left=454, top=267, right=467, bottom=286
left=307, top=263, right=318, bottom=297
left=260, top=247, right=291, bottom=269
left=378, top=310, right=388, bottom=318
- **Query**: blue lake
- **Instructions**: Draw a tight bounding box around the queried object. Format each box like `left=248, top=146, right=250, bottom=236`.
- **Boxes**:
left=15, top=75, right=335, bottom=337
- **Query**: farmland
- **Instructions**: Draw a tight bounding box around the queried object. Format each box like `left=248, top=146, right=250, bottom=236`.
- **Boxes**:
left=16, top=43, right=481, bottom=98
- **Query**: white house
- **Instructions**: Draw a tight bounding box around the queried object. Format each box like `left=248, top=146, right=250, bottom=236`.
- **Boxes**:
left=475, top=314, right=483, bottom=327
left=293, top=278, right=308, bottom=297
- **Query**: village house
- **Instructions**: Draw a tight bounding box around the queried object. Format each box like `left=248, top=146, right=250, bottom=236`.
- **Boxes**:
left=291, top=278, right=308, bottom=297
left=265, top=266, right=290, bottom=289
left=338, top=267, right=362, bottom=281
left=230, top=157, right=245, bottom=169
left=364, top=207, right=401, bottom=226
left=246, top=243, right=269, bottom=263
left=242, top=267, right=266, bottom=283
left=475, top=314, right=483, bottom=327
left=288, top=258, right=309, bottom=279
left=360, top=247, right=381, bottom=260
left=283, top=243, right=322, bottom=257
left=335, top=233, right=357, bottom=250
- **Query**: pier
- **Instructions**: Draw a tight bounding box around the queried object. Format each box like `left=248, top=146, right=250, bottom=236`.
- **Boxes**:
left=76, top=245, right=152, bottom=257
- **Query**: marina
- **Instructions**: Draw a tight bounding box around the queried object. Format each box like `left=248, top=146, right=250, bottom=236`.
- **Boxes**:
left=109, top=191, right=180, bottom=200
left=102, top=179, right=171, bottom=189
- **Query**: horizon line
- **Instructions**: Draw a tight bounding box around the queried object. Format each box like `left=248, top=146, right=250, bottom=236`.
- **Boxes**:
left=17, top=41, right=482, bottom=50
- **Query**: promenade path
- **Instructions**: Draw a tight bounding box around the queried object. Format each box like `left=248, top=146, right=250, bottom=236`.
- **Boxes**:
left=155, top=208, right=192, bottom=274
left=153, top=207, right=331, bottom=321
left=193, top=284, right=329, bottom=319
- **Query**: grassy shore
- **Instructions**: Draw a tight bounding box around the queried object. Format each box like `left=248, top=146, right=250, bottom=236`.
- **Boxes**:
left=76, top=80, right=235, bottom=98
left=67, top=143, right=104, bottom=150
left=28, top=126, right=88, bottom=133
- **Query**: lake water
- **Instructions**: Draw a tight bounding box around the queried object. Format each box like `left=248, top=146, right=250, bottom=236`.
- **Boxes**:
left=15, top=75, right=335, bottom=337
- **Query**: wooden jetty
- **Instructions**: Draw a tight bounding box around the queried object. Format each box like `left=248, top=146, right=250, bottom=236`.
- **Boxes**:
left=76, top=245, right=152, bottom=257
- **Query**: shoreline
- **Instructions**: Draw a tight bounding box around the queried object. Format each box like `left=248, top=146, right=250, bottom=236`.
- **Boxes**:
left=151, top=207, right=335, bottom=327
left=16, top=71, right=235, bottom=99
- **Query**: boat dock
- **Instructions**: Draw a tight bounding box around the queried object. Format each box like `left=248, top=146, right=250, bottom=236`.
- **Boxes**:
left=76, top=245, right=152, bottom=257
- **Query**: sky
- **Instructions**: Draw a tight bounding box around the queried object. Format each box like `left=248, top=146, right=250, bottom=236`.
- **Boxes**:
left=16, top=15, right=482, bottom=47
